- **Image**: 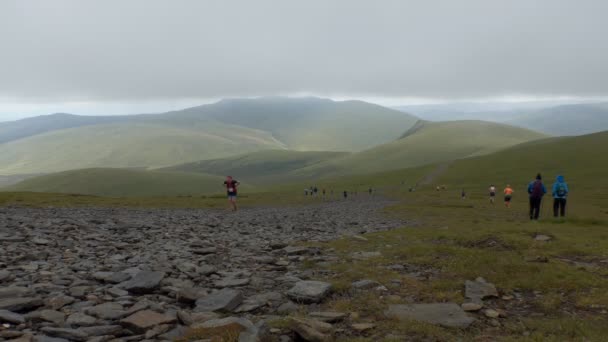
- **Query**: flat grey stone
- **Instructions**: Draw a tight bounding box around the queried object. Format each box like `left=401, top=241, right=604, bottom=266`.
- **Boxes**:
left=385, top=303, right=475, bottom=329
left=92, top=272, right=131, bottom=284
left=0, top=309, right=25, bottom=324
left=66, top=313, right=98, bottom=327
left=194, top=288, right=243, bottom=313
left=120, top=271, right=165, bottom=294
left=214, top=277, right=250, bottom=288
left=287, top=281, right=332, bottom=303
left=352, top=279, right=381, bottom=290
left=351, top=251, right=382, bottom=260
left=465, top=278, right=498, bottom=303
left=33, top=335, right=69, bottom=342
left=0, top=287, right=31, bottom=299
left=0, top=270, right=10, bottom=282
left=0, top=297, right=43, bottom=313
left=175, top=287, right=207, bottom=303
left=282, top=246, right=310, bottom=255
left=79, top=325, right=123, bottom=337
left=84, top=303, right=127, bottom=320
left=195, top=317, right=258, bottom=342
left=39, top=328, right=87, bottom=342
left=25, top=309, right=65, bottom=325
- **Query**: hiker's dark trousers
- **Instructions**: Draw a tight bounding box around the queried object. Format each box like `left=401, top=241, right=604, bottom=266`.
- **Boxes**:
left=553, top=198, right=567, bottom=217
left=529, top=197, right=542, bottom=220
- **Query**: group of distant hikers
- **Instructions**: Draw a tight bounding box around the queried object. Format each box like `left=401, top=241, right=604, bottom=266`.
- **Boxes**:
left=487, top=173, right=569, bottom=220
left=223, top=173, right=570, bottom=219
left=220, top=176, right=376, bottom=212
left=304, top=186, right=375, bottom=200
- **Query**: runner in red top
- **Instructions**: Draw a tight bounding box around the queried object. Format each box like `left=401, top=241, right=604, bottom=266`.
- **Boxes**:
left=223, top=176, right=239, bottom=211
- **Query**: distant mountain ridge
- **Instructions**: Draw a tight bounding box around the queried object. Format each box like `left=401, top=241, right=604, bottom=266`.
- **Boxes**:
left=0, top=97, right=419, bottom=175
left=396, top=101, right=608, bottom=136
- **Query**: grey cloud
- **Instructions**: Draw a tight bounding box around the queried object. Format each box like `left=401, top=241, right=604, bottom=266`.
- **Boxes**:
left=0, top=0, right=607, bottom=103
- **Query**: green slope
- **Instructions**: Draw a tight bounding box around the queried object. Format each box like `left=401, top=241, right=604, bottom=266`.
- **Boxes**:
left=507, top=103, right=608, bottom=136
left=5, top=168, right=240, bottom=197
left=0, top=122, right=283, bottom=174
left=437, top=130, right=608, bottom=192
left=161, top=149, right=348, bottom=182
left=183, top=97, right=419, bottom=152
left=0, top=97, right=418, bottom=175
left=292, top=120, right=547, bottom=178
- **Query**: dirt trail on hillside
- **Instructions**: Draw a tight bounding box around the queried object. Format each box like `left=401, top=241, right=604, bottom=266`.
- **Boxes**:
left=419, top=162, right=452, bottom=185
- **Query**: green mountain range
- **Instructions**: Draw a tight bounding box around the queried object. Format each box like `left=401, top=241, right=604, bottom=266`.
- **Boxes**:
left=0, top=97, right=419, bottom=175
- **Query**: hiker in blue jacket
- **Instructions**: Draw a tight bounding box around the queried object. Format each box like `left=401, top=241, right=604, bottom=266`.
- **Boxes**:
left=552, top=175, right=569, bottom=217
left=527, top=173, right=547, bottom=220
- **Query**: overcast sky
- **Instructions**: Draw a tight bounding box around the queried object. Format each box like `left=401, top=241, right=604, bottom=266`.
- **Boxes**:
left=1, top=0, right=607, bottom=120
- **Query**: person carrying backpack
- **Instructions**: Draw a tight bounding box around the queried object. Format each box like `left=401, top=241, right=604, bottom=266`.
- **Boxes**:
left=552, top=175, right=569, bottom=217
left=223, top=176, right=240, bottom=211
left=527, top=173, right=547, bottom=220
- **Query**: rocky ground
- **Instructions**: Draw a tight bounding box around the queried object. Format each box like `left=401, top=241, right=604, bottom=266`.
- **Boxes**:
left=0, top=198, right=409, bottom=342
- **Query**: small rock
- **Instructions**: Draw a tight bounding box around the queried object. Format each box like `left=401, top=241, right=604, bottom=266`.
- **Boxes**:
left=283, top=246, right=310, bottom=256
left=0, top=271, right=10, bottom=282
left=465, top=278, right=498, bottom=303
left=39, top=328, right=87, bottom=342
left=385, top=303, right=475, bottom=329
left=287, top=281, right=332, bottom=303
left=194, top=288, right=243, bottom=313
left=534, top=234, right=552, bottom=242
left=289, top=318, right=332, bottom=342
left=66, top=313, right=98, bottom=327
left=461, top=302, right=483, bottom=312
left=84, top=303, right=127, bottom=320
left=120, top=310, right=176, bottom=333
left=25, top=310, right=65, bottom=325
left=351, top=323, right=375, bottom=332
left=0, top=298, right=43, bottom=313
left=351, top=279, right=381, bottom=291
left=0, top=310, right=25, bottom=324
left=350, top=251, right=381, bottom=260
left=45, top=296, right=75, bottom=311
left=351, top=235, right=368, bottom=242
left=309, top=312, right=347, bottom=323
left=214, top=277, right=250, bottom=288
left=120, top=271, right=165, bottom=294
left=484, top=309, right=500, bottom=318
left=277, top=302, right=299, bottom=315
left=175, top=287, right=207, bottom=303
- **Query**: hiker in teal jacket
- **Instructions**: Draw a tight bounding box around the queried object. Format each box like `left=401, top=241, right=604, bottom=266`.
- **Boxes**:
left=552, top=175, right=569, bottom=217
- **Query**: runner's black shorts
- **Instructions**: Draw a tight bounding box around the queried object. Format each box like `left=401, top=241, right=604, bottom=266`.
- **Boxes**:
left=504, top=195, right=512, bottom=202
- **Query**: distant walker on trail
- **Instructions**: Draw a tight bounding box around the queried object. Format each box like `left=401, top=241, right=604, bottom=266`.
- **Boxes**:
left=527, top=173, right=547, bottom=220
left=489, top=185, right=496, bottom=204
left=503, top=185, right=514, bottom=208
left=224, top=176, right=240, bottom=211
left=552, top=175, right=569, bottom=218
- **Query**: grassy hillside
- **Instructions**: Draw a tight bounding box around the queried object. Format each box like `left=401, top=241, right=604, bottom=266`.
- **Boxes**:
left=0, top=122, right=283, bottom=174
left=183, top=97, right=419, bottom=152
left=508, top=103, right=608, bottom=136
left=291, top=120, right=546, bottom=178
left=0, top=113, right=129, bottom=144
left=437, top=130, right=608, bottom=195
left=4, top=168, right=243, bottom=197
left=162, top=149, right=349, bottom=182
left=0, top=97, right=418, bottom=175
